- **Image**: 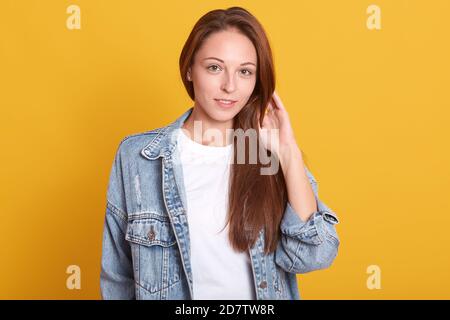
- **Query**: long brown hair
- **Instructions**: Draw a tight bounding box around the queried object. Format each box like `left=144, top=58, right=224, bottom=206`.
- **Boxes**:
left=179, top=7, right=291, bottom=254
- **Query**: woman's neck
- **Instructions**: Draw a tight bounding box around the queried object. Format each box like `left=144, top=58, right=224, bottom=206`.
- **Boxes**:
left=182, top=107, right=233, bottom=147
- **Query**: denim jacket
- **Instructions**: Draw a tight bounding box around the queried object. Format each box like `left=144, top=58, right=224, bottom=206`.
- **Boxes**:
left=100, top=107, right=340, bottom=300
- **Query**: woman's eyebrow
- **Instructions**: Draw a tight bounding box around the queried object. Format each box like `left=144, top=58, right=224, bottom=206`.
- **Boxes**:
left=203, top=57, right=256, bottom=67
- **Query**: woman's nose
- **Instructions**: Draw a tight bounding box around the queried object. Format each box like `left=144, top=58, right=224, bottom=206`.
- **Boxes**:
left=221, top=72, right=236, bottom=92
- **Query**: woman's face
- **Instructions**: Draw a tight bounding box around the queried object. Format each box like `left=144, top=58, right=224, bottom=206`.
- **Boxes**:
left=189, top=28, right=258, bottom=123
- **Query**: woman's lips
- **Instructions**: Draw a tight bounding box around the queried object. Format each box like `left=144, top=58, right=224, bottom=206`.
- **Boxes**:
left=214, top=99, right=237, bottom=108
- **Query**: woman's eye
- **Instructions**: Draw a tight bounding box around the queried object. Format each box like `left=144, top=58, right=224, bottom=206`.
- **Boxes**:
left=208, top=65, right=221, bottom=72
left=241, top=69, right=253, bottom=76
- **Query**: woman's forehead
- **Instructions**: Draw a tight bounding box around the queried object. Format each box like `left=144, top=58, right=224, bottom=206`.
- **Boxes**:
left=196, top=32, right=257, bottom=64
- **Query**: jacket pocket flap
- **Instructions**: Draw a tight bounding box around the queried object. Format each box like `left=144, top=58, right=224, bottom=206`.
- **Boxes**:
left=125, top=216, right=177, bottom=247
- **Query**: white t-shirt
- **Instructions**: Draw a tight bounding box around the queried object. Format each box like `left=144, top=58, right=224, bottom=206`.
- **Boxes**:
left=176, top=128, right=256, bottom=300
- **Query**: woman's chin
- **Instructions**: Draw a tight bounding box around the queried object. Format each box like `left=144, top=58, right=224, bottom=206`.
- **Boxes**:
left=204, top=108, right=237, bottom=123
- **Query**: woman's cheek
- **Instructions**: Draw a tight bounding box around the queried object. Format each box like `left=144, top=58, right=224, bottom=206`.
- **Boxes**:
left=242, top=81, right=256, bottom=97
left=199, top=76, right=218, bottom=91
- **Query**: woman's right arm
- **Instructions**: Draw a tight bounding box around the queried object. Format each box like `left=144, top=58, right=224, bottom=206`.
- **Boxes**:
left=100, top=141, right=135, bottom=299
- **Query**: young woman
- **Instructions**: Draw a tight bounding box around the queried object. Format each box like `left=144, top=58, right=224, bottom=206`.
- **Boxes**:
left=100, top=6, right=340, bottom=300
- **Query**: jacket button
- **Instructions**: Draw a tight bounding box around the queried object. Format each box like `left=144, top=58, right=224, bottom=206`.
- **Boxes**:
left=259, top=281, right=267, bottom=289
left=147, top=228, right=155, bottom=241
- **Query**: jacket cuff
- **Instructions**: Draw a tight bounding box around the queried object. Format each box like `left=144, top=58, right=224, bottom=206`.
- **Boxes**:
left=280, top=201, right=339, bottom=245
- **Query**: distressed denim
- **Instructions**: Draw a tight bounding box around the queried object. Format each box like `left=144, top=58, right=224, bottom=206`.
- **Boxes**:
left=100, top=107, right=340, bottom=300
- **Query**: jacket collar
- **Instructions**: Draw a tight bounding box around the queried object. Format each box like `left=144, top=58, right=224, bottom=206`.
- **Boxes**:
left=140, top=107, right=193, bottom=160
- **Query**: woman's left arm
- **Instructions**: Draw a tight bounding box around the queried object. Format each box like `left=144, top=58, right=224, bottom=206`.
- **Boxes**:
left=259, top=91, right=340, bottom=274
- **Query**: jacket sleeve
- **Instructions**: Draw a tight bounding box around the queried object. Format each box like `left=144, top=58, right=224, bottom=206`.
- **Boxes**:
left=100, top=140, right=135, bottom=299
left=275, top=166, right=340, bottom=274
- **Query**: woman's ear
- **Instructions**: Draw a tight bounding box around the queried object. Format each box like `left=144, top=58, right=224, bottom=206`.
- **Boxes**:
left=187, top=68, right=192, bottom=81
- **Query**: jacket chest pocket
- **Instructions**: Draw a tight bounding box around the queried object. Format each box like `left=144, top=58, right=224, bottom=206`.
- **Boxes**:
left=125, top=213, right=182, bottom=294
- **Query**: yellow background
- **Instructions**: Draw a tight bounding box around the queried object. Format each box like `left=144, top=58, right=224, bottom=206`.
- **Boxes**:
left=1, top=0, right=449, bottom=299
